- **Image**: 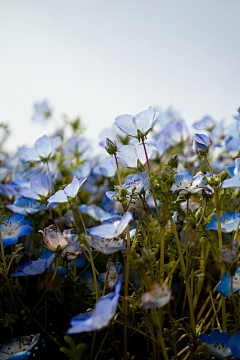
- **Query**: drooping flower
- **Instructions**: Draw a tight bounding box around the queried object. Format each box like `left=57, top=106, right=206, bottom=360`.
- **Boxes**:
left=139, top=283, right=171, bottom=309
left=199, top=329, right=232, bottom=359
left=47, top=176, right=87, bottom=204
left=98, top=262, right=122, bottom=290
left=0, top=214, right=33, bottom=246
left=19, top=173, right=53, bottom=201
left=206, top=212, right=240, bottom=233
left=41, top=223, right=69, bottom=252
left=192, top=134, right=210, bottom=155
left=61, top=242, right=83, bottom=261
left=67, top=280, right=122, bottom=334
left=114, top=106, right=159, bottom=139
left=20, top=135, right=61, bottom=162
left=0, top=333, right=40, bottom=360
left=10, top=251, right=55, bottom=277
left=216, top=267, right=240, bottom=298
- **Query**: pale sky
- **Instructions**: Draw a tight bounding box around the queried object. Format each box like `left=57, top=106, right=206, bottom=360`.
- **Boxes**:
left=0, top=0, right=239, bottom=151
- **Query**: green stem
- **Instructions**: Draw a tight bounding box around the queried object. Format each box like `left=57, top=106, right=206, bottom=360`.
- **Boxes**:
left=114, top=154, right=122, bottom=187
left=124, top=227, right=131, bottom=360
left=131, top=203, right=144, bottom=251
left=170, top=218, right=195, bottom=332
left=28, top=255, right=59, bottom=323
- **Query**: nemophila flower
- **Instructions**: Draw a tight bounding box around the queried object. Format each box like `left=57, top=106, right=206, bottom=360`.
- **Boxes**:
left=216, top=267, right=240, bottom=298
left=122, top=173, right=150, bottom=195
left=114, top=106, right=159, bottom=139
left=10, top=251, right=55, bottom=277
left=20, top=135, right=61, bottom=162
left=86, top=212, right=133, bottom=254
left=71, top=161, right=92, bottom=179
left=47, top=176, right=87, bottom=204
left=78, top=204, right=113, bottom=222
left=98, top=262, right=122, bottom=290
left=225, top=136, right=240, bottom=151
left=192, top=134, right=210, bottom=154
left=219, top=240, right=239, bottom=264
left=117, top=143, right=157, bottom=169
left=199, top=329, right=232, bottom=359
left=67, top=280, right=122, bottom=334
left=193, top=115, right=216, bottom=130
left=140, top=283, right=171, bottom=309
left=230, top=332, right=240, bottom=359
left=206, top=212, right=240, bottom=233
left=63, top=136, right=92, bottom=161
left=6, top=197, right=47, bottom=215
left=32, top=99, right=52, bottom=122
left=41, top=223, right=69, bottom=252
left=106, top=191, right=144, bottom=220
left=93, top=158, right=117, bottom=178
left=61, top=242, right=83, bottom=261
left=0, top=214, right=32, bottom=246
left=0, top=184, right=17, bottom=200
left=170, top=172, right=213, bottom=195
left=0, top=333, right=40, bottom=360
left=223, top=158, right=240, bottom=189
left=19, top=173, right=53, bottom=201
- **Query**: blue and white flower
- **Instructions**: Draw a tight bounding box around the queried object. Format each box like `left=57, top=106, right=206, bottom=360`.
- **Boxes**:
left=114, top=106, right=159, bottom=139
left=6, top=197, right=47, bottom=215
left=223, top=158, right=240, bottom=189
left=10, top=251, right=55, bottom=277
left=48, top=176, right=87, bottom=204
left=20, top=135, right=61, bottom=162
left=67, top=280, right=122, bottom=334
left=216, top=267, right=240, bottom=298
left=206, top=212, right=240, bottom=233
left=117, top=143, right=157, bottom=169
left=78, top=204, right=113, bottom=222
left=199, top=329, right=232, bottom=359
left=192, top=134, right=210, bottom=155
left=193, top=115, right=215, bottom=130
left=98, top=262, right=122, bottom=290
left=19, top=173, right=53, bottom=201
left=32, top=99, right=52, bottom=122
left=0, top=214, right=33, bottom=246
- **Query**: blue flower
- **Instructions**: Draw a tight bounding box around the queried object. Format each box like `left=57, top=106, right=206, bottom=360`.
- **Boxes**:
left=193, top=115, right=215, bottom=130
left=206, top=212, right=240, bottom=233
left=170, top=172, right=213, bottom=195
left=0, top=184, right=17, bottom=200
left=230, top=332, right=240, bottom=359
left=122, top=173, right=150, bottom=195
left=192, top=133, right=210, bottom=154
left=48, top=176, right=87, bottom=204
left=140, top=283, right=171, bottom=309
left=32, top=99, right=52, bottom=122
left=20, top=135, right=61, bottom=162
left=0, top=214, right=33, bottom=246
left=67, top=281, right=122, bottom=334
left=0, top=333, right=40, bottom=360
left=78, top=204, right=113, bottom=222
left=98, top=262, right=122, bottom=290
left=222, top=158, right=240, bottom=189
left=216, top=267, right=240, bottom=298
left=10, top=251, right=55, bottom=277
left=114, top=106, right=159, bottom=139
left=116, top=143, right=157, bottom=169
left=106, top=191, right=144, bottom=220
left=93, top=158, right=117, bottom=178
left=19, top=173, right=53, bottom=201
left=6, top=197, right=47, bottom=215
left=199, top=329, right=232, bottom=358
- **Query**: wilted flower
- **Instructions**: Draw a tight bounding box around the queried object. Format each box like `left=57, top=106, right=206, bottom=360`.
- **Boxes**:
left=67, top=280, right=122, bottom=334
left=0, top=214, right=33, bottom=246
left=219, top=240, right=239, bottom=264
left=0, top=333, right=40, bottom=360
left=140, top=283, right=171, bottom=309
left=10, top=251, right=55, bottom=277
left=42, top=223, right=69, bottom=252
left=47, top=176, right=87, bottom=204
left=114, top=106, right=159, bottom=139
left=61, top=242, right=83, bottom=261
left=192, top=133, right=210, bottom=155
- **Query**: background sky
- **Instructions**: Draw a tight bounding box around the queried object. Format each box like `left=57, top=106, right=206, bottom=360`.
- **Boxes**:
left=0, top=0, right=239, bottom=151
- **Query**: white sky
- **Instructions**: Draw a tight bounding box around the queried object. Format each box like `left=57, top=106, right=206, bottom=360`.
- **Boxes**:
left=0, top=0, right=240, bottom=151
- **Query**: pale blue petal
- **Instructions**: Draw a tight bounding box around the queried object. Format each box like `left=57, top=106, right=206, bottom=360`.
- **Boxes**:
left=48, top=190, right=68, bottom=203
left=19, top=187, right=40, bottom=200
left=133, top=106, right=155, bottom=135
left=34, top=135, right=52, bottom=158
left=114, top=114, right=137, bottom=137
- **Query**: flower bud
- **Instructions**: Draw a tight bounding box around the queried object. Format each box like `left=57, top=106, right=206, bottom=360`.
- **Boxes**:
left=192, top=134, right=210, bottom=155
left=105, top=138, right=117, bottom=155
left=168, top=155, right=179, bottom=169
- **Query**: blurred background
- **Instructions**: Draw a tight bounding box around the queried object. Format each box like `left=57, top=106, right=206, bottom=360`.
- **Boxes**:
left=0, top=0, right=239, bottom=151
